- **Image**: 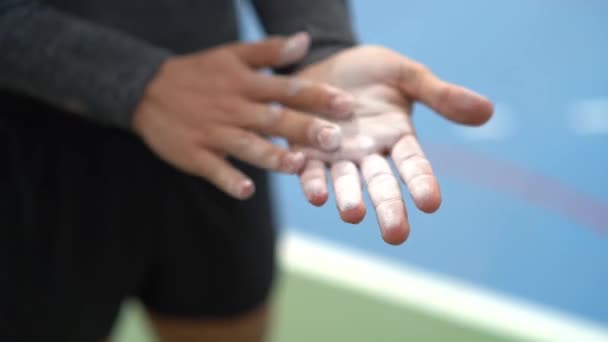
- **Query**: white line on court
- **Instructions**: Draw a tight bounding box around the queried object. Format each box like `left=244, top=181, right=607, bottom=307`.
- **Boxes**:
left=278, top=231, right=608, bottom=342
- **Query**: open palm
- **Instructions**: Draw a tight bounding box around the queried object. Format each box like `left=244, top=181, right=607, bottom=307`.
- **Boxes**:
left=295, top=46, right=494, bottom=245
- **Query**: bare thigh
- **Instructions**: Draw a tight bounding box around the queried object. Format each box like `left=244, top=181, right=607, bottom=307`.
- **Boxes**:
left=149, top=304, right=271, bottom=342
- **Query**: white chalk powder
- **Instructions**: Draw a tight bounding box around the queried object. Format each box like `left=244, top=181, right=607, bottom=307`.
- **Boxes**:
left=409, top=178, right=433, bottom=204
left=376, top=201, right=402, bottom=231
left=333, top=174, right=361, bottom=211
left=303, top=178, right=326, bottom=198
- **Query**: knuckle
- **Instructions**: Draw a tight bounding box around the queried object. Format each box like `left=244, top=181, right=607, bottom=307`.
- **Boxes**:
left=256, top=104, right=284, bottom=128
left=369, top=178, right=402, bottom=203
left=412, top=61, right=430, bottom=75
left=234, top=132, right=255, bottom=151
left=215, top=167, right=233, bottom=186
left=260, top=42, right=283, bottom=62
left=214, top=170, right=235, bottom=193
left=261, top=38, right=283, bottom=60
left=208, top=164, right=223, bottom=182
left=286, top=77, right=311, bottom=97
left=400, top=156, right=432, bottom=180
left=398, top=60, right=429, bottom=86
left=319, top=84, right=337, bottom=103
left=214, top=98, right=242, bottom=119
left=195, top=48, right=230, bottom=68
left=265, top=36, right=284, bottom=48
left=238, top=71, right=258, bottom=87
left=396, top=153, right=424, bottom=171
left=193, top=153, right=214, bottom=179
left=367, top=171, right=395, bottom=188
left=264, top=147, right=283, bottom=169
left=197, top=126, right=217, bottom=147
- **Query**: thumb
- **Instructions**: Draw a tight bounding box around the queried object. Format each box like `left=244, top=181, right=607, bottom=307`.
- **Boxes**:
left=397, top=58, right=494, bottom=126
left=231, top=32, right=311, bottom=69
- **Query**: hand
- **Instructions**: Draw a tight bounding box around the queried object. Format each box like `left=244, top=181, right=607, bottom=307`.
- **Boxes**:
left=296, top=46, right=494, bottom=245
left=132, top=33, right=355, bottom=199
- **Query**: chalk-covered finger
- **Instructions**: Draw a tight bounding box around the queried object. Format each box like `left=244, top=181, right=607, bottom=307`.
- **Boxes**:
left=193, top=149, right=255, bottom=200
left=361, top=154, right=409, bottom=245
left=241, top=103, right=343, bottom=152
left=391, top=134, right=441, bottom=213
left=299, top=159, right=328, bottom=206
left=330, top=161, right=366, bottom=224
left=231, top=32, right=310, bottom=68
left=248, top=75, right=355, bottom=120
left=209, top=126, right=306, bottom=174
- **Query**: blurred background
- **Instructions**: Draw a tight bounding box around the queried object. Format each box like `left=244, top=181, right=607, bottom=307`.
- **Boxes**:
left=113, top=0, right=608, bottom=341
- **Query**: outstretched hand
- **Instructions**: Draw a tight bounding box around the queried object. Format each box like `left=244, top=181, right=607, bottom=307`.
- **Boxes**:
left=295, top=46, right=494, bottom=245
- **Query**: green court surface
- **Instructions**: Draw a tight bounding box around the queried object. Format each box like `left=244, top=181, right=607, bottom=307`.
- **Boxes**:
left=111, top=272, right=517, bottom=342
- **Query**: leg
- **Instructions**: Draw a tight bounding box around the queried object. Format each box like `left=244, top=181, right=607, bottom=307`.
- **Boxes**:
left=135, top=161, right=278, bottom=342
left=149, top=304, right=270, bottom=342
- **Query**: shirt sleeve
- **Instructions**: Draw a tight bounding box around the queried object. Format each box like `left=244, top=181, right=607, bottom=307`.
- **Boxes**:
left=0, top=0, right=173, bottom=129
left=251, top=0, right=357, bottom=73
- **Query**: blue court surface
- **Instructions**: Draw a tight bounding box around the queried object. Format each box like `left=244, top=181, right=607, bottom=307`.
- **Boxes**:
left=240, top=0, right=608, bottom=333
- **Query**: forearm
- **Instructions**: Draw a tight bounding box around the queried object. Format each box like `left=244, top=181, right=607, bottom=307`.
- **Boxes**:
left=0, top=1, right=172, bottom=129
left=251, top=0, right=357, bottom=73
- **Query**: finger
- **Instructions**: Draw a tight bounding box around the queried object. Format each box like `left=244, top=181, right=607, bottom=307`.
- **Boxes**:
left=193, top=149, right=255, bottom=200
left=231, top=32, right=310, bottom=69
left=248, top=75, right=355, bottom=120
left=299, top=159, right=329, bottom=206
left=240, top=103, right=343, bottom=152
left=207, top=126, right=306, bottom=174
left=361, top=154, right=409, bottom=245
left=391, top=134, right=442, bottom=213
left=330, top=161, right=366, bottom=224
left=397, top=60, right=494, bottom=126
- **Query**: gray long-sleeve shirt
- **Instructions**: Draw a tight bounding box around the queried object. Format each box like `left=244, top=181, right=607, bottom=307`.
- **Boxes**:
left=0, top=0, right=356, bottom=130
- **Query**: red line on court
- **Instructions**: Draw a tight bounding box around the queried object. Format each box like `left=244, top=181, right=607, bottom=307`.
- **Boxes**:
left=425, top=143, right=608, bottom=233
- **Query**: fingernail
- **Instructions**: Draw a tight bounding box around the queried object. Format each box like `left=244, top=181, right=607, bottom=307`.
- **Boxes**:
left=329, top=91, right=356, bottom=118
left=281, top=152, right=306, bottom=174
left=376, top=201, right=409, bottom=245
left=316, top=125, right=342, bottom=151
left=279, top=32, right=310, bottom=66
left=236, top=179, right=255, bottom=199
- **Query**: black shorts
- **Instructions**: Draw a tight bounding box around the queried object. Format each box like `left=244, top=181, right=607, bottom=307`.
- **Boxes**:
left=0, top=95, right=277, bottom=341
